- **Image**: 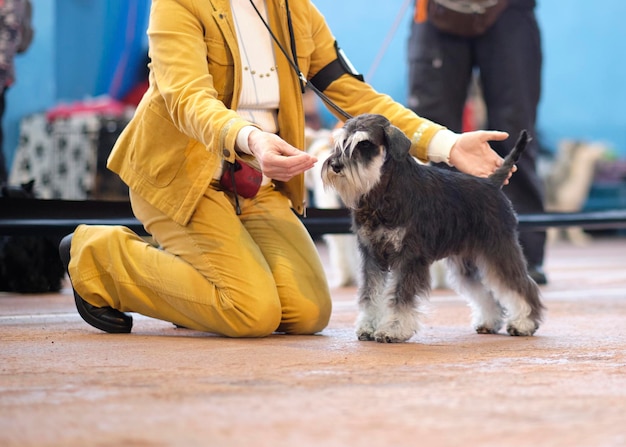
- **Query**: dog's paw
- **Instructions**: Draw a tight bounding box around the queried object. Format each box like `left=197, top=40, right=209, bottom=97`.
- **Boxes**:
left=475, top=325, right=500, bottom=335
left=356, top=321, right=414, bottom=343
left=368, top=310, right=420, bottom=343
left=506, top=317, right=539, bottom=336
left=471, top=313, right=503, bottom=335
left=356, top=329, right=375, bottom=341
left=372, top=330, right=410, bottom=343
left=372, top=320, right=416, bottom=343
left=356, top=319, right=377, bottom=341
left=355, top=320, right=376, bottom=341
left=355, top=309, right=379, bottom=341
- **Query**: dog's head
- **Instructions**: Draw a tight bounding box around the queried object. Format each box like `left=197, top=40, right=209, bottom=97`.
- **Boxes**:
left=320, top=114, right=411, bottom=208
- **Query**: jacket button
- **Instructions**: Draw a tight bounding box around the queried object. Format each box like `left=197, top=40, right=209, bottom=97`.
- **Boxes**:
left=223, top=149, right=231, bottom=157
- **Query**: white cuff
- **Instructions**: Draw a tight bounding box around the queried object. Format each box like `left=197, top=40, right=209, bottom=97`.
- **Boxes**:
left=427, top=129, right=459, bottom=166
left=235, top=126, right=258, bottom=155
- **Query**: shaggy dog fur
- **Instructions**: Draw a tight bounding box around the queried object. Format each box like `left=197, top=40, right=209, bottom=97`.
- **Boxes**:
left=321, top=114, right=545, bottom=343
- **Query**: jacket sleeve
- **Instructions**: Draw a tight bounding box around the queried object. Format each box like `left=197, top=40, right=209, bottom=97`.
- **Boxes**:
left=147, top=0, right=254, bottom=160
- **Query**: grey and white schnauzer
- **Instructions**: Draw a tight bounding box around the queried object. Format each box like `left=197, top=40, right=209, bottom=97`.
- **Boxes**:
left=321, top=114, right=544, bottom=343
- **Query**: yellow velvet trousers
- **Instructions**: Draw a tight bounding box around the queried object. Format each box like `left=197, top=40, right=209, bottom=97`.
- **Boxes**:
left=68, top=183, right=332, bottom=337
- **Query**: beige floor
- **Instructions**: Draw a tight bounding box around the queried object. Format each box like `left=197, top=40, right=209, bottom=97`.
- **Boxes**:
left=1, top=235, right=625, bottom=447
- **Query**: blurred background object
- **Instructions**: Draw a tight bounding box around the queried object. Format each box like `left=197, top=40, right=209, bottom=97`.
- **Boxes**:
left=1, top=0, right=625, bottom=212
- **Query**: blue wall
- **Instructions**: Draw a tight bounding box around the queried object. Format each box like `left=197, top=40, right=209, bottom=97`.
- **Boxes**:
left=4, top=0, right=149, bottom=172
left=4, top=0, right=626, bottom=175
left=5, top=0, right=55, bottom=169
left=314, top=0, right=413, bottom=111
left=537, top=1, right=626, bottom=153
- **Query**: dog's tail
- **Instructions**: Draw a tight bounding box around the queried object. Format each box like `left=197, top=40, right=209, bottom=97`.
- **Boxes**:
left=488, top=130, right=529, bottom=188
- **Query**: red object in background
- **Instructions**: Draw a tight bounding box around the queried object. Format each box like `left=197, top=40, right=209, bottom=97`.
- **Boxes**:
left=462, top=101, right=475, bottom=133
left=121, top=80, right=149, bottom=107
left=45, top=97, right=128, bottom=121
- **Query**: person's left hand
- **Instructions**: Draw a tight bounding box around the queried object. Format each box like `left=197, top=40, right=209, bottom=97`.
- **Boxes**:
left=448, top=130, right=516, bottom=184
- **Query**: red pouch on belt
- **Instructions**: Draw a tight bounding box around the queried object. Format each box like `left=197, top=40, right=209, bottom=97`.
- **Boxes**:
left=219, top=159, right=262, bottom=198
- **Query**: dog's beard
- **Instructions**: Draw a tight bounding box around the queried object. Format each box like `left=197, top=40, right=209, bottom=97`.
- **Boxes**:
left=320, top=127, right=387, bottom=208
left=321, top=153, right=384, bottom=209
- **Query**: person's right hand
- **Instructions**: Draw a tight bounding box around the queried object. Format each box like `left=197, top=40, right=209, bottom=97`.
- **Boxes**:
left=247, top=130, right=317, bottom=182
left=449, top=130, right=509, bottom=178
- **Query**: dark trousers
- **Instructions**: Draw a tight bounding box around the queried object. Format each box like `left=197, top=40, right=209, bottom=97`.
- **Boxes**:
left=407, top=6, right=546, bottom=267
left=0, top=87, right=7, bottom=184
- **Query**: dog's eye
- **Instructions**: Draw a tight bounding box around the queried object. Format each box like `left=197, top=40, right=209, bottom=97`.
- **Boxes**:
left=355, top=141, right=379, bottom=160
left=356, top=140, right=376, bottom=152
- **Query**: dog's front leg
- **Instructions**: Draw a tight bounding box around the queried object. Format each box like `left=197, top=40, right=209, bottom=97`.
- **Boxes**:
left=373, top=261, right=429, bottom=343
left=355, top=254, right=387, bottom=341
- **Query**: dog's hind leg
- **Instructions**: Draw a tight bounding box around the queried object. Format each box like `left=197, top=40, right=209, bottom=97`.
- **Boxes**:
left=355, top=254, right=387, bottom=341
left=372, top=259, right=429, bottom=343
left=446, top=256, right=504, bottom=334
left=479, top=253, right=545, bottom=336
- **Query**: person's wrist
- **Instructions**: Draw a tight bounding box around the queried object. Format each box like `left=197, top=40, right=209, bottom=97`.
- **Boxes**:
left=236, top=126, right=259, bottom=155
left=448, top=144, right=458, bottom=167
left=427, top=129, right=458, bottom=166
left=247, top=129, right=263, bottom=157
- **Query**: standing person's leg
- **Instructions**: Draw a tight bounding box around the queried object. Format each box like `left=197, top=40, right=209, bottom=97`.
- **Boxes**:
left=475, top=7, right=547, bottom=282
left=407, top=20, right=473, bottom=132
left=0, top=88, right=7, bottom=184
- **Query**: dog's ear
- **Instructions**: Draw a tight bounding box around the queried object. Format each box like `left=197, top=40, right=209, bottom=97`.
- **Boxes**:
left=383, top=124, right=411, bottom=160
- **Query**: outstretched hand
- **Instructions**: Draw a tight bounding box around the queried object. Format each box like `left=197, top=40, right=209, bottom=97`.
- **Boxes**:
left=247, top=130, right=317, bottom=182
left=449, top=130, right=516, bottom=184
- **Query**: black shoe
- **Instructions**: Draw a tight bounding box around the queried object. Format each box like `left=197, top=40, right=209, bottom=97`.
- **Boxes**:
left=59, top=233, right=133, bottom=333
left=528, top=265, right=548, bottom=285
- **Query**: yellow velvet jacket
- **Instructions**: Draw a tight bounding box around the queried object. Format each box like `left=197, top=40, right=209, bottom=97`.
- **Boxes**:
left=108, top=0, right=443, bottom=226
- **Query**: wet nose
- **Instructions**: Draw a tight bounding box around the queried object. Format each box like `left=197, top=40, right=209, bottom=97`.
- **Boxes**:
left=330, top=159, right=343, bottom=173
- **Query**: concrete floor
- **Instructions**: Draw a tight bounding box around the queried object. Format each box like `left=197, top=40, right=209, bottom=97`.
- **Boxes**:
left=1, top=235, right=626, bottom=447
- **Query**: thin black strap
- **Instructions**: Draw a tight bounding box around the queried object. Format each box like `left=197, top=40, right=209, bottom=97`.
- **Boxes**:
left=285, top=0, right=304, bottom=93
left=246, top=0, right=352, bottom=120
left=228, top=161, right=242, bottom=215
left=305, top=79, right=352, bottom=120
left=247, top=0, right=305, bottom=85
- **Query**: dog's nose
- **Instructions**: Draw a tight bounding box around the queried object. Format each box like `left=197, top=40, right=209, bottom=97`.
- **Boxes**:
left=330, top=159, right=343, bottom=173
